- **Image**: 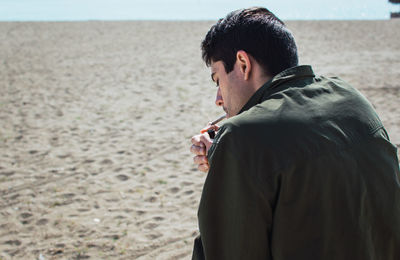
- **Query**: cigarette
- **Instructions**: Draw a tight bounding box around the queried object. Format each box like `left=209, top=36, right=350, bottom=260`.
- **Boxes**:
left=200, top=114, right=227, bottom=134
left=210, top=114, right=226, bottom=125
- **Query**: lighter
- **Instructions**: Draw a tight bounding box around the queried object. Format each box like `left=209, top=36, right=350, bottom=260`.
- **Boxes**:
left=200, top=114, right=226, bottom=139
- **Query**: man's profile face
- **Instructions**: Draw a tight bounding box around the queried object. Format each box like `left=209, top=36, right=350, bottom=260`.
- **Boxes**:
left=210, top=60, right=248, bottom=118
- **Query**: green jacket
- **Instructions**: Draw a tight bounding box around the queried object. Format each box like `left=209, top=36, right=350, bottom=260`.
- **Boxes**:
left=192, top=65, right=400, bottom=260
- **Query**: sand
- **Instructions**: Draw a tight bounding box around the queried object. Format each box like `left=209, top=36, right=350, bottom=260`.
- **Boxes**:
left=0, top=20, right=399, bottom=259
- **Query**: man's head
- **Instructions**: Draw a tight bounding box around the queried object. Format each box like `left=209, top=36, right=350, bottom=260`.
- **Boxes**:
left=202, top=7, right=298, bottom=77
left=201, top=7, right=299, bottom=117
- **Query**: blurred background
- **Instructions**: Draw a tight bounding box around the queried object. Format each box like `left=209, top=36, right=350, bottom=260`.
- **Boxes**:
left=0, top=0, right=398, bottom=21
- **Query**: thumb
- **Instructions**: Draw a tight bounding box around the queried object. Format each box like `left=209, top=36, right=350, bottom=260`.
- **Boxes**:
left=199, top=133, right=213, bottom=153
left=200, top=124, right=219, bottom=134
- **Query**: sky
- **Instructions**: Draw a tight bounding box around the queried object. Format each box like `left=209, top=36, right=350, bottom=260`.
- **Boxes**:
left=0, top=0, right=398, bottom=21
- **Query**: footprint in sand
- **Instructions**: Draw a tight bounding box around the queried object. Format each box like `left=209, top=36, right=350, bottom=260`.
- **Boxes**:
left=61, top=193, right=75, bottom=199
left=4, top=240, right=21, bottom=246
left=153, top=216, right=164, bottom=221
left=100, top=159, right=113, bottom=165
left=20, top=212, right=33, bottom=219
left=184, top=190, right=194, bottom=195
left=180, top=181, right=194, bottom=186
left=144, top=222, right=159, bottom=229
left=136, top=210, right=146, bottom=215
left=145, top=196, right=157, bottom=203
left=146, top=233, right=163, bottom=240
left=168, top=187, right=180, bottom=194
left=83, top=159, right=95, bottom=164
left=36, top=218, right=49, bottom=225
left=116, top=174, right=129, bottom=181
left=0, top=170, right=15, bottom=176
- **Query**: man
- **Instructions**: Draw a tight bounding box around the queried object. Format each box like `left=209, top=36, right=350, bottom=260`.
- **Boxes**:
left=190, top=7, right=400, bottom=260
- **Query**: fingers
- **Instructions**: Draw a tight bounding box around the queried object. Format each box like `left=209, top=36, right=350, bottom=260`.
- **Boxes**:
left=191, top=134, right=205, bottom=146
left=197, top=163, right=209, bottom=172
left=207, top=124, right=220, bottom=131
left=193, top=155, right=209, bottom=172
left=199, top=133, right=213, bottom=152
left=190, top=144, right=206, bottom=156
left=191, top=134, right=206, bottom=156
left=193, top=155, right=208, bottom=165
left=191, top=133, right=213, bottom=153
left=192, top=151, right=209, bottom=173
left=191, top=150, right=210, bottom=172
left=200, top=124, right=219, bottom=134
left=190, top=129, right=216, bottom=173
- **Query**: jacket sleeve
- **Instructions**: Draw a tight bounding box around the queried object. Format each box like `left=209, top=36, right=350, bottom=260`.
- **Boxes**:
left=194, top=127, right=274, bottom=260
left=192, top=235, right=205, bottom=260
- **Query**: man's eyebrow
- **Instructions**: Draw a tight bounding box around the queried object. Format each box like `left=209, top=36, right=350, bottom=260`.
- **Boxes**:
left=211, top=72, right=216, bottom=82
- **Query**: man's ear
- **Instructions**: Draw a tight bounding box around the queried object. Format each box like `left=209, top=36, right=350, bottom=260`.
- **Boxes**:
left=236, top=50, right=251, bottom=81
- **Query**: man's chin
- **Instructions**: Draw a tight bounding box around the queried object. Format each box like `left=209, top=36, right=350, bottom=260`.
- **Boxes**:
left=223, top=108, right=230, bottom=118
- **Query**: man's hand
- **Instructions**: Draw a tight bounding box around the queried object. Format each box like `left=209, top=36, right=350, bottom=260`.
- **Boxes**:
left=190, top=125, right=219, bottom=172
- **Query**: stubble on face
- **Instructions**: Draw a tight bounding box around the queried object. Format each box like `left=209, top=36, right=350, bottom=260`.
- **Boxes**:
left=211, top=61, right=241, bottom=118
left=211, top=62, right=230, bottom=117
left=212, top=61, right=257, bottom=118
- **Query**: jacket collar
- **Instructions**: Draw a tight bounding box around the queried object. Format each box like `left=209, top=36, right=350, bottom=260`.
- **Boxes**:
left=239, top=65, right=315, bottom=114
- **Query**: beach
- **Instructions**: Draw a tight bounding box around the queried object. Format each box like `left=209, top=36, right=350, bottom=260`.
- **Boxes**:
left=0, top=20, right=399, bottom=259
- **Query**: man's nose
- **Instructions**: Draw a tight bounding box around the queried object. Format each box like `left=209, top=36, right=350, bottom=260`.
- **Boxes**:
left=215, top=87, right=223, bottom=106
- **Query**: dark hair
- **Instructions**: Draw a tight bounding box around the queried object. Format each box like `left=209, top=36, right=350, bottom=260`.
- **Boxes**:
left=201, top=7, right=298, bottom=76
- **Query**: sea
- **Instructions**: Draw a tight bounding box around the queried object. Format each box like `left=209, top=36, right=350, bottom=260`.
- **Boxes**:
left=0, top=0, right=397, bottom=21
